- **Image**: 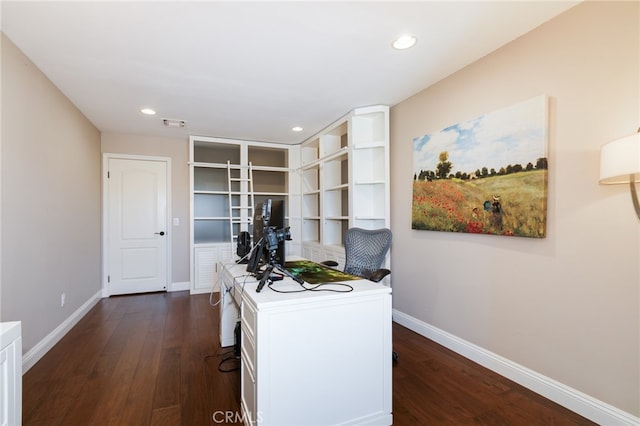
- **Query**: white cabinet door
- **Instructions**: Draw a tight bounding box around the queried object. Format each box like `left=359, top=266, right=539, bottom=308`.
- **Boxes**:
left=193, top=244, right=233, bottom=294
left=0, top=322, right=22, bottom=426
left=194, top=246, right=218, bottom=292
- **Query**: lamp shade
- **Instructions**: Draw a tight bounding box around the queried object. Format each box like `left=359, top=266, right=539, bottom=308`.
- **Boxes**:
left=599, top=132, right=640, bottom=184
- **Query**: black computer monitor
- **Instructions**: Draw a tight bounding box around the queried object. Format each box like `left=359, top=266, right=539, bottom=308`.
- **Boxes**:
left=246, top=199, right=287, bottom=273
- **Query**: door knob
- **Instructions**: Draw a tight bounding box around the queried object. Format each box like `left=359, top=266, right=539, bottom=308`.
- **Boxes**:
left=155, top=231, right=165, bottom=236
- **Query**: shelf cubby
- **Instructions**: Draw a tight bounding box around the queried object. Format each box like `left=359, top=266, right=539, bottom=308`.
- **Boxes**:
left=253, top=170, right=288, bottom=193
left=302, top=219, right=320, bottom=243
left=248, top=145, right=288, bottom=168
left=194, top=220, right=233, bottom=244
left=194, top=167, right=228, bottom=191
left=193, top=141, right=241, bottom=164
left=302, top=192, right=320, bottom=218
left=352, top=145, right=385, bottom=183
left=350, top=109, right=387, bottom=146
left=301, top=139, right=319, bottom=166
left=194, top=193, right=231, bottom=217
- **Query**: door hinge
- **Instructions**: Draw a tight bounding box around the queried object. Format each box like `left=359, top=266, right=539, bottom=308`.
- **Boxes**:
left=107, top=171, right=110, bottom=178
left=107, top=275, right=110, bottom=283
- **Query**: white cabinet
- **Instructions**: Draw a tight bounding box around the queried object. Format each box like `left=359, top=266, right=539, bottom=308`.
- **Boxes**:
left=295, top=105, right=390, bottom=272
left=0, top=322, right=22, bottom=426
left=217, top=262, right=392, bottom=426
left=193, top=245, right=232, bottom=293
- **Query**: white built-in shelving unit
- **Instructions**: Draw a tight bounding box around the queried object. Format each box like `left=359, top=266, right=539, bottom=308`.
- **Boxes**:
left=189, top=137, right=294, bottom=294
left=189, top=105, right=389, bottom=293
left=294, top=105, right=390, bottom=271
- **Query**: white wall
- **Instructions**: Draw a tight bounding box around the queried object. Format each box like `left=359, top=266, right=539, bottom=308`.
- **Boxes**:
left=390, top=1, right=639, bottom=417
left=0, top=34, right=102, bottom=354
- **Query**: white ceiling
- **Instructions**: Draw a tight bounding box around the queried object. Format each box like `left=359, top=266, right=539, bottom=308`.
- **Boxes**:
left=1, top=1, right=578, bottom=145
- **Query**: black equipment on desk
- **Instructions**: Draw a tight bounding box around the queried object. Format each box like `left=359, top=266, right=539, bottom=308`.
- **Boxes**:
left=236, top=231, right=251, bottom=263
left=234, top=321, right=241, bottom=357
left=246, top=198, right=303, bottom=292
left=246, top=198, right=287, bottom=274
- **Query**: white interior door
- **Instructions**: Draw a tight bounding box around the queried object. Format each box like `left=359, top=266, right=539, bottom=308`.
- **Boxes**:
left=107, top=157, right=169, bottom=295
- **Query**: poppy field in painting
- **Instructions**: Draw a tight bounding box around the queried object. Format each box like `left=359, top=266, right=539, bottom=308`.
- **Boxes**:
left=412, top=170, right=547, bottom=237
left=412, top=95, right=548, bottom=238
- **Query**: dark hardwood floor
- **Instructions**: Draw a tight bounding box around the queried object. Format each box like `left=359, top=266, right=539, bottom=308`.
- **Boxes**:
left=22, top=291, right=594, bottom=425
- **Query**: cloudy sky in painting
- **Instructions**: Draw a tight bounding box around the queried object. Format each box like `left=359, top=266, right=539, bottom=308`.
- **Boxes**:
left=413, top=96, right=547, bottom=175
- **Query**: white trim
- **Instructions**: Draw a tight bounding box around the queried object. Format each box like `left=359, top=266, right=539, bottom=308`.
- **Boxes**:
left=190, top=287, right=218, bottom=295
left=392, top=309, right=639, bottom=426
left=102, top=153, right=172, bottom=296
left=22, top=290, right=101, bottom=373
left=169, top=281, right=190, bottom=292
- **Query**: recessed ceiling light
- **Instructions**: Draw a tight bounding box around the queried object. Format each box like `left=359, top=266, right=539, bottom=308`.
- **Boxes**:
left=140, top=108, right=156, bottom=115
left=392, top=35, right=417, bottom=50
left=292, top=126, right=303, bottom=132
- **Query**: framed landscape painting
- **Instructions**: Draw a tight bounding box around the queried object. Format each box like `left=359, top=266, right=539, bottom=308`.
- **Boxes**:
left=412, top=95, right=548, bottom=238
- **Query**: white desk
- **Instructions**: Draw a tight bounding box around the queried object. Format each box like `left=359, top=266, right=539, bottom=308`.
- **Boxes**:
left=219, top=260, right=392, bottom=426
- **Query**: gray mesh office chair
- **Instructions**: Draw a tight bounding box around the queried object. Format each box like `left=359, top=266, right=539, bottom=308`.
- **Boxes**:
left=323, top=227, right=392, bottom=281
left=342, top=227, right=392, bottom=282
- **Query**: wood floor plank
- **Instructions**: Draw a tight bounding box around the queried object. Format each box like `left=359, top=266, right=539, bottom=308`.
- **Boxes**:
left=149, top=404, right=181, bottom=426
left=153, top=346, right=181, bottom=410
left=180, top=294, right=220, bottom=425
left=117, top=328, right=165, bottom=425
left=23, top=292, right=596, bottom=426
left=86, top=316, right=151, bottom=425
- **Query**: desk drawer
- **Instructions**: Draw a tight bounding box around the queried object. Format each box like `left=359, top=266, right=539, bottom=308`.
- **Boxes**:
left=241, top=329, right=256, bottom=377
left=241, top=298, right=257, bottom=342
left=240, top=353, right=257, bottom=426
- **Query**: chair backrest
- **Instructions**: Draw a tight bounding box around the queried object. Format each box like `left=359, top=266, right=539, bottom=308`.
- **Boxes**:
left=343, top=228, right=392, bottom=279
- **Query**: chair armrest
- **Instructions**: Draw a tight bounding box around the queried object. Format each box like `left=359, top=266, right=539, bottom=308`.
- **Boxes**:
left=320, top=260, right=339, bottom=267
left=369, top=268, right=390, bottom=283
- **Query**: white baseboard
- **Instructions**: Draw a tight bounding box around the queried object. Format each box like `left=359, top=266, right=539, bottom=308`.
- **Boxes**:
left=169, top=281, right=190, bottom=292
left=102, top=281, right=191, bottom=295
left=190, top=286, right=220, bottom=295
left=22, top=290, right=102, bottom=373
left=392, top=309, right=639, bottom=426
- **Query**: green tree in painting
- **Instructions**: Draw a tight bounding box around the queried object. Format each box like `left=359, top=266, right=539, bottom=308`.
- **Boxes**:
left=436, top=151, right=453, bottom=179
left=536, top=157, right=548, bottom=170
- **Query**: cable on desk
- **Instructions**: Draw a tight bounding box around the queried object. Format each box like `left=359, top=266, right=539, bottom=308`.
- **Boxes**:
left=209, top=287, right=222, bottom=307
left=204, top=340, right=240, bottom=373
left=235, top=249, right=252, bottom=264
left=211, top=259, right=253, bottom=309
left=204, top=348, right=240, bottom=373
left=267, top=281, right=354, bottom=293
left=209, top=259, right=239, bottom=308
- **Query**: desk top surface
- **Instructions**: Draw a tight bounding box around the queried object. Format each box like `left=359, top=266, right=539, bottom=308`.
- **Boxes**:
left=220, top=258, right=391, bottom=308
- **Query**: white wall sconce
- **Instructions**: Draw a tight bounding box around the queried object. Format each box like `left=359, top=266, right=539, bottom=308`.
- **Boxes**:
left=600, top=129, right=640, bottom=219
